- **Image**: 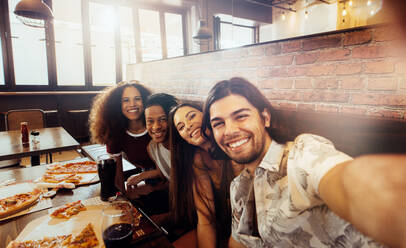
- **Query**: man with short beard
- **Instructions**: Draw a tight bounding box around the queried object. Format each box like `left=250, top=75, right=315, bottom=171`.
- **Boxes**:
left=202, top=77, right=406, bottom=248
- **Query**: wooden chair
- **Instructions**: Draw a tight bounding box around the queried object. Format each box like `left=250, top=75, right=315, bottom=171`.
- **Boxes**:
left=5, top=109, right=52, bottom=164
left=5, top=109, right=45, bottom=131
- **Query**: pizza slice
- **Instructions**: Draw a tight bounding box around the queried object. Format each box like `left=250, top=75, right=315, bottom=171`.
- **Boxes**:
left=63, top=175, right=82, bottom=185
left=42, top=173, right=81, bottom=184
left=47, top=161, right=97, bottom=175
left=51, top=200, right=87, bottom=219
left=6, top=223, right=99, bottom=248
left=0, top=188, right=42, bottom=219
left=7, top=234, right=72, bottom=248
left=67, top=223, right=99, bottom=248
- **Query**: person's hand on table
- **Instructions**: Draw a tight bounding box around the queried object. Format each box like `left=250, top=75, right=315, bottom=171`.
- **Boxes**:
left=126, top=183, right=154, bottom=199
left=126, top=173, right=144, bottom=187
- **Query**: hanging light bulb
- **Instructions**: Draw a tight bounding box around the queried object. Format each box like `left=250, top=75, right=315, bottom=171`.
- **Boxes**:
left=305, top=10, right=309, bottom=19
left=342, top=7, right=347, bottom=16
left=370, top=10, right=375, bottom=15
left=348, top=0, right=353, bottom=6
left=282, top=11, right=286, bottom=20
left=367, top=0, right=372, bottom=6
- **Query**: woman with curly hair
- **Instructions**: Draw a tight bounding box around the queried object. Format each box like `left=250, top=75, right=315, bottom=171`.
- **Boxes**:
left=168, top=103, right=243, bottom=248
left=89, top=81, right=155, bottom=193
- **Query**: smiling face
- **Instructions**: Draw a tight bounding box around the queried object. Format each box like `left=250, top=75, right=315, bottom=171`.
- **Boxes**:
left=145, top=105, right=168, bottom=144
left=209, top=94, right=271, bottom=165
left=121, top=86, right=144, bottom=121
left=173, top=106, right=206, bottom=147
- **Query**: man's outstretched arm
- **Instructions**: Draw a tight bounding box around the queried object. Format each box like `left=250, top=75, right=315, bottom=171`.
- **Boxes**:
left=319, top=154, right=406, bottom=248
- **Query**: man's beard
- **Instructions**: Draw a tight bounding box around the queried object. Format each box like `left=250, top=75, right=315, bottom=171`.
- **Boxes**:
left=225, top=135, right=266, bottom=165
left=229, top=150, right=262, bottom=164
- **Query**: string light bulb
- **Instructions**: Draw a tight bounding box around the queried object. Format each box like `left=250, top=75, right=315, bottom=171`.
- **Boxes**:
left=305, top=10, right=309, bottom=19
left=282, top=11, right=286, bottom=20
left=342, top=7, right=347, bottom=16
left=367, top=0, right=372, bottom=6
left=348, top=0, right=353, bottom=6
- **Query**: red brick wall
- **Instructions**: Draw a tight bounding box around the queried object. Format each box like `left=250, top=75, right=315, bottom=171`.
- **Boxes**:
left=129, top=25, right=406, bottom=119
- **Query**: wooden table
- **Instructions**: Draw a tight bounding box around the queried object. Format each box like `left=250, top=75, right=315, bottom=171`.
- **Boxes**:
left=80, top=144, right=141, bottom=178
left=0, top=127, right=80, bottom=161
left=0, top=164, right=173, bottom=248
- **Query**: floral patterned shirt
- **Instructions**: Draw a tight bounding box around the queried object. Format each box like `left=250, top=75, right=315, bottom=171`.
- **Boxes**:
left=230, top=134, right=384, bottom=248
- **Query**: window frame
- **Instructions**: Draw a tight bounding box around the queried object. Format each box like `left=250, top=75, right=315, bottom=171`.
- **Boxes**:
left=0, top=0, right=188, bottom=92
left=0, top=0, right=13, bottom=90
left=214, top=16, right=258, bottom=50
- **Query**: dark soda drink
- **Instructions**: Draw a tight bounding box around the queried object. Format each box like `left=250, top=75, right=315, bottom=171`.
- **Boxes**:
left=102, top=223, right=133, bottom=248
left=97, top=156, right=117, bottom=201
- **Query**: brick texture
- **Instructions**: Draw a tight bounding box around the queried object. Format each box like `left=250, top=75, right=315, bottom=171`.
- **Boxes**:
left=265, top=43, right=282, bottom=56
left=296, top=53, right=319, bottom=65
left=367, top=109, right=403, bottom=119
left=295, top=79, right=312, bottom=89
left=341, top=77, right=364, bottom=90
left=130, top=25, right=406, bottom=119
left=318, top=49, right=351, bottom=61
left=364, top=61, right=395, bottom=74
left=298, top=103, right=315, bottom=112
left=282, top=40, right=302, bottom=53
left=303, top=35, right=342, bottom=51
left=352, top=46, right=387, bottom=59
left=343, top=30, right=372, bottom=46
left=336, top=63, right=362, bottom=75
left=367, top=78, right=397, bottom=91
left=303, top=91, right=349, bottom=102
left=316, top=104, right=339, bottom=113
left=262, top=55, right=294, bottom=66
left=314, top=78, right=338, bottom=89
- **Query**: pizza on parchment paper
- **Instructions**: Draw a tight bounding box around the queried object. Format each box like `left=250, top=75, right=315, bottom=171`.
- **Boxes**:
left=0, top=188, right=42, bottom=219
left=7, top=234, right=72, bottom=248
left=7, top=223, right=99, bottom=248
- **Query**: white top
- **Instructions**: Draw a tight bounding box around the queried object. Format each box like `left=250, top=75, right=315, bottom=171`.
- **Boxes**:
left=148, top=141, right=171, bottom=179
left=231, top=134, right=383, bottom=247
left=126, top=129, right=148, bottom=138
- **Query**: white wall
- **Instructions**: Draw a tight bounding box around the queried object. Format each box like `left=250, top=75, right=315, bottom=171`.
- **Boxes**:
left=260, top=1, right=337, bottom=42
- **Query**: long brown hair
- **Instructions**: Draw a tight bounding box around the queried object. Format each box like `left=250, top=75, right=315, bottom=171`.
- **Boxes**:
left=89, top=81, right=152, bottom=147
left=202, top=77, right=289, bottom=160
left=169, top=103, right=234, bottom=245
left=168, top=103, right=201, bottom=226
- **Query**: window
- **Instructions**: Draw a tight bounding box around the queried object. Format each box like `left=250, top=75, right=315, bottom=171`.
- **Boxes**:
left=215, top=14, right=256, bottom=49
left=89, top=2, right=116, bottom=86
left=119, top=6, right=136, bottom=81
left=9, top=0, right=48, bottom=85
left=0, top=0, right=187, bottom=90
left=139, top=9, right=162, bottom=62
left=165, top=13, right=184, bottom=58
left=53, top=0, right=85, bottom=86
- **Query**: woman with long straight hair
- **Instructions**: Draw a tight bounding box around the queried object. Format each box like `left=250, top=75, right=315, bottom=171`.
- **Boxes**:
left=169, top=103, right=243, bottom=248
